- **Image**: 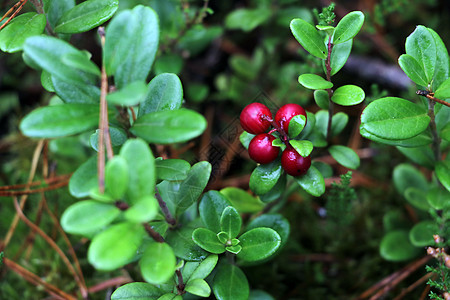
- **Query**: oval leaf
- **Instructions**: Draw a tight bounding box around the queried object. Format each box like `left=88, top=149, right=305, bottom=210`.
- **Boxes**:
left=140, top=242, right=176, bottom=285
left=398, top=54, right=428, bottom=87
left=220, top=187, right=264, bottom=213
left=192, top=228, right=226, bottom=254
left=155, top=158, right=190, bottom=181
left=123, top=196, right=158, bottom=223
left=212, top=264, right=249, bottom=300
left=329, top=145, right=360, bottom=169
left=331, top=85, right=365, bottom=106
left=298, top=74, right=333, bottom=90
left=106, top=81, right=148, bottom=106
left=185, top=278, right=211, bottom=298
left=249, top=160, right=282, bottom=195
left=105, top=156, right=129, bottom=200
left=182, top=254, right=218, bottom=282
left=428, top=28, right=449, bottom=90
left=409, top=221, right=439, bottom=247
left=69, top=155, right=98, bottom=198
left=314, top=90, right=329, bottom=110
left=330, top=39, right=352, bottom=76
left=434, top=78, right=450, bottom=100
left=220, top=206, right=242, bottom=239
left=237, top=228, right=281, bottom=262
left=290, top=18, right=327, bottom=59
left=393, top=163, right=429, bottom=197
left=333, top=11, right=364, bottom=44
left=290, top=140, right=313, bottom=158
left=436, top=161, right=450, bottom=192
left=405, top=25, right=436, bottom=84
left=427, top=188, right=449, bottom=210
left=199, top=191, right=232, bottom=233
left=246, top=214, right=290, bottom=249
left=165, top=226, right=208, bottom=261
left=294, top=166, right=325, bottom=197
left=111, top=282, right=162, bottom=300
left=380, top=230, right=421, bottom=261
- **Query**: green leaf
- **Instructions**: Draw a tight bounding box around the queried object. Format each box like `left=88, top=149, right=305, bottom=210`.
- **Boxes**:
left=105, top=156, right=129, bottom=200
left=360, top=97, right=430, bottom=140
left=330, top=39, right=352, bottom=76
left=52, top=76, right=100, bottom=104
left=0, top=13, right=46, bottom=53
left=315, top=110, right=348, bottom=138
left=442, top=123, right=450, bottom=142
left=436, top=161, right=450, bottom=192
left=212, top=264, right=249, bottom=300
left=131, top=109, right=207, bottom=144
left=427, top=188, right=449, bottom=210
left=69, top=156, right=97, bottom=198
left=398, top=54, right=428, bottom=86
left=124, top=196, right=159, bottom=223
left=20, top=104, right=99, bottom=138
left=380, top=230, right=421, bottom=261
left=106, top=81, right=148, bottom=106
left=220, top=206, right=242, bottom=239
left=120, top=139, right=155, bottom=204
left=288, top=114, right=307, bottom=138
left=290, top=18, right=327, bottom=59
left=154, top=53, right=183, bottom=75
left=295, top=166, right=325, bottom=197
left=61, top=200, right=120, bottom=236
left=155, top=159, right=190, bottom=181
left=396, top=145, right=435, bottom=168
left=199, top=191, right=232, bottom=233
left=331, top=85, right=365, bottom=106
left=226, top=245, right=242, bottom=254
left=104, top=5, right=159, bottom=88
left=44, top=0, right=75, bottom=29
left=290, top=140, right=313, bottom=157
left=220, top=187, right=264, bottom=213
left=41, top=71, right=55, bottom=92
left=314, top=90, right=329, bottom=110
left=165, top=226, right=208, bottom=261
left=405, top=25, right=436, bottom=84
left=360, top=128, right=432, bottom=147
left=182, top=254, right=218, bottom=282
left=217, top=232, right=229, bottom=244
left=90, top=127, right=128, bottom=151
left=138, top=73, right=183, bottom=116
left=246, top=214, right=290, bottom=249
left=249, top=160, right=282, bottom=195
left=55, top=0, right=118, bottom=33
left=393, top=164, right=428, bottom=196
left=225, top=8, right=271, bottom=32
left=329, top=145, right=360, bottom=169
left=88, top=222, right=145, bottom=270
left=237, top=228, right=281, bottom=262
left=409, top=221, right=439, bottom=247
left=140, top=242, right=176, bottom=285
left=157, top=294, right=182, bottom=300
left=298, top=74, right=333, bottom=90
left=111, top=282, right=162, bottom=300
left=404, top=187, right=430, bottom=211
left=185, top=279, right=211, bottom=298
left=192, top=228, right=226, bottom=254
left=434, top=77, right=450, bottom=99
left=259, top=175, right=287, bottom=203
left=332, top=11, right=364, bottom=44
left=240, top=131, right=256, bottom=149
left=249, top=290, right=275, bottom=300
left=428, top=28, right=449, bottom=90
left=61, top=52, right=101, bottom=76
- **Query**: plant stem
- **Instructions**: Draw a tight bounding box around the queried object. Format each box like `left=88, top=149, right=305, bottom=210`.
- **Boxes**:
left=29, top=0, right=56, bottom=36
left=143, top=223, right=165, bottom=243
left=427, top=99, right=442, bottom=162
left=325, top=35, right=334, bottom=141
left=155, top=187, right=177, bottom=226
left=176, top=269, right=186, bottom=295
left=262, top=115, right=290, bottom=145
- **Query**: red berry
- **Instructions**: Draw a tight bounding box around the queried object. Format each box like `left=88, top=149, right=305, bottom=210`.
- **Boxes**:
left=281, top=147, right=311, bottom=176
left=274, top=104, right=307, bottom=134
left=240, top=103, right=272, bottom=134
left=248, top=134, right=279, bottom=164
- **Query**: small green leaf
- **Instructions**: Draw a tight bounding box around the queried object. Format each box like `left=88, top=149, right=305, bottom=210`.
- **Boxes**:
left=111, top=282, right=162, bottom=300
left=44, top=0, right=75, bottom=30
left=140, top=242, right=176, bottom=285
left=212, top=264, right=249, bottom=300
left=426, top=188, right=449, bottom=210
left=298, top=74, right=333, bottom=90
left=0, top=13, right=46, bottom=53
left=199, top=191, right=232, bottom=233
left=314, top=90, right=329, bottom=110
left=131, top=109, right=207, bottom=144
left=436, top=161, right=450, bottom=192
left=155, top=159, right=190, bottom=181
left=157, top=294, right=182, bottom=300
left=246, top=214, right=290, bottom=249
left=290, top=18, right=327, bottom=59
left=249, top=290, right=275, bottom=300
left=315, top=110, right=348, bottom=138
left=192, top=228, right=226, bottom=254
left=409, top=221, right=438, bottom=247
left=185, top=278, right=211, bottom=297
left=360, top=128, right=432, bottom=147
left=289, top=140, right=313, bottom=158
left=165, top=226, right=208, bottom=261
left=396, top=145, right=435, bottom=168
left=226, top=245, right=242, bottom=254
left=393, top=164, right=428, bottom=197
left=240, top=131, right=256, bottom=149
left=405, top=25, right=436, bottom=84
left=220, top=206, right=242, bottom=239
left=52, top=76, right=100, bottom=104
left=398, top=54, right=428, bottom=86
left=331, top=85, right=365, bottom=106
left=20, top=104, right=99, bottom=138
left=182, top=254, right=218, bottom=282
left=88, top=222, right=145, bottom=270
left=442, top=123, right=450, bottom=142
left=237, top=228, right=281, bottom=262
left=220, top=187, right=265, bottom=213
left=316, top=25, right=334, bottom=35
left=330, top=39, right=352, bottom=76
left=61, top=200, right=120, bottom=236
left=295, top=166, right=325, bottom=197
left=360, top=97, right=430, bottom=140
left=288, top=114, right=307, bottom=138
left=333, top=11, right=364, bottom=44
left=217, top=232, right=229, bottom=244
left=404, top=187, right=430, bottom=211
left=123, top=196, right=159, bottom=223
left=61, top=52, right=101, bottom=76
left=428, top=28, right=449, bottom=90
left=107, top=81, right=148, bottom=106
left=380, top=230, right=421, bottom=261
left=69, top=156, right=97, bottom=198
left=434, top=77, right=450, bottom=99
left=225, top=8, right=271, bottom=32
left=249, top=160, right=282, bottom=195
left=105, top=156, right=129, bottom=200
left=90, top=127, right=128, bottom=151
left=329, top=145, right=360, bottom=169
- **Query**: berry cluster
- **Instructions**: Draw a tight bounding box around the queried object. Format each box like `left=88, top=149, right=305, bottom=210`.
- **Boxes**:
left=240, top=102, right=311, bottom=176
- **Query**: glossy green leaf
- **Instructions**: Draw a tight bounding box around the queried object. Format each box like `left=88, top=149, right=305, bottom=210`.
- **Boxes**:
left=89, top=187, right=114, bottom=203
left=405, top=25, right=436, bottom=84
left=398, top=54, right=428, bottom=86
left=434, top=77, right=450, bottom=99
left=0, top=13, right=46, bottom=53
left=380, top=230, right=421, bottom=261
left=249, top=290, right=275, bottom=300
left=52, top=76, right=100, bottom=104
left=124, top=196, right=158, bottom=223
left=427, top=188, right=450, bottom=210
left=155, top=159, right=190, bottom=181
left=105, top=156, right=129, bottom=200
left=20, top=104, right=99, bottom=138
left=396, top=145, right=435, bottom=168
left=290, top=140, right=313, bottom=158
left=393, top=164, right=428, bottom=197
left=295, top=166, right=325, bottom=197
left=88, top=222, right=145, bottom=270
left=409, top=221, right=439, bottom=247
left=329, top=145, right=360, bottom=169
left=225, top=8, right=271, bottom=32
left=330, top=39, right=352, bottom=76
left=192, top=228, right=226, bottom=254
left=157, top=294, right=181, bottom=300
left=140, top=242, right=176, bottom=285
left=199, top=191, right=232, bottom=233
left=316, top=25, right=334, bottom=34
left=107, top=81, right=148, bottom=106
left=331, top=85, right=365, bottom=106
left=217, top=232, right=229, bottom=244
left=185, top=279, right=211, bottom=298
left=111, top=282, right=162, bottom=300
left=104, top=5, right=159, bottom=88
left=220, top=206, right=242, bottom=239
left=298, top=74, right=333, bottom=90
left=41, top=71, right=55, bottom=92
left=442, top=123, right=450, bottom=141
left=333, top=11, right=364, bottom=44
left=259, top=174, right=287, bottom=203
left=69, top=156, right=97, bottom=198
left=288, top=114, right=307, bottom=138
left=220, top=187, right=265, bottom=213
left=360, top=128, right=432, bottom=147
left=436, top=161, right=450, bottom=192
left=90, top=127, right=128, bottom=151
left=213, top=264, right=249, bottom=300
left=315, top=110, right=348, bottom=138
left=237, top=228, right=281, bottom=262
left=61, top=200, right=120, bottom=236
left=120, top=139, right=155, bottom=203
left=240, top=131, right=256, bottom=149
left=226, top=245, right=242, bottom=254
left=165, top=226, right=208, bottom=261
left=360, top=97, right=430, bottom=140
left=44, top=0, right=75, bottom=29
left=290, top=18, right=327, bottom=59
left=314, top=90, right=329, bottom=110
left=182, top=254, right=218, bottom=282
left=428, top=28, right=449, bottom=90
left=55, top=0, right=118, bottom=33
left=404, top=187, right=430, bottom=211
left=138, top=73, right=183, bottom=116
left=246, top=214, right=290, bottom=249
left=249, top=160, right=282, bottom=195
left=131, top=109, right=207, bottom=144
left=61, top=52, right=101, bottom=76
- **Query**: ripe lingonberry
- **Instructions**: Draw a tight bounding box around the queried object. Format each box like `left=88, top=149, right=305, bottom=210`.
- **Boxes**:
left=240, top=103, right=272, bottom=134
left=281, top=147, right=311, bottom=176
left=248, top=133, right=279, bottom=164
left=274, top=103, right=307, bottom=135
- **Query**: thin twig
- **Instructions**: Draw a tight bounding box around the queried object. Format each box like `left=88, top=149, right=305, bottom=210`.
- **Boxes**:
left=416, top=90, right=450, bottom=108
left=0, top=0, right=27, bottom=31
left=143, top=223, right=165, bottom=243
left=325, top=35, right=334, bottom=141
left=28, top=0, right=56, bottom=36
left=155, top=187, right=176, bottom=226
left=87, top=276, right=133, bottom=293
left=393, top=272, right=433, bottom=300
left=0, top=179, right=69, bottom=196
left=176, top=269, right=186, bottom=295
